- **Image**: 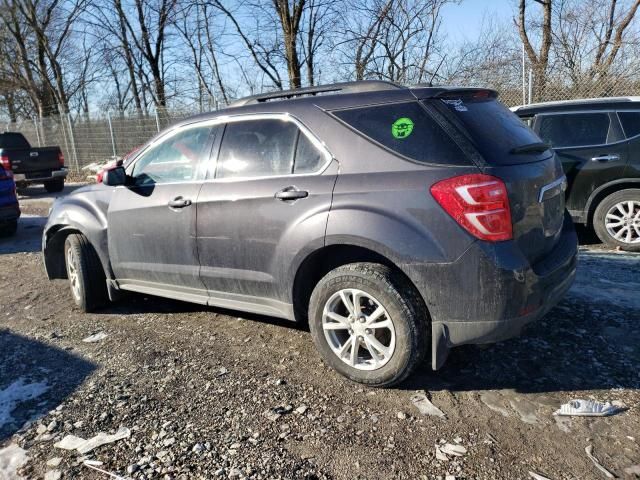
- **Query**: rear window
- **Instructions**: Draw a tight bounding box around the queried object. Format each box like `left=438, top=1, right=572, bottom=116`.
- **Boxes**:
left=0, top=133, right=30, bottom=149
left=331, top=101, right=467, bottom=165
left=618, top=111, right=640, bottom=138
left=436, top=95, right=544, bottom=164
left=537, top=113, right=610, bottom=148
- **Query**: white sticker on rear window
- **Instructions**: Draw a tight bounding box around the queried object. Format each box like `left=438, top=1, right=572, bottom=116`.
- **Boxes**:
left=442, top=99, right=468, bottom=112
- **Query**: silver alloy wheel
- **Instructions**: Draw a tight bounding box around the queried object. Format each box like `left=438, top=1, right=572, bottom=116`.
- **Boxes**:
left=66, top=246, right=81, bottom=301
left=322, top=288, right=396, bottom=371
left=605, top=200, right=640, bottom=244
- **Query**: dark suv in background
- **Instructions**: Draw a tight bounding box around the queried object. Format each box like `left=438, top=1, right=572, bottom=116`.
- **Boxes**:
left=513, top=98, right=640, bottom=251
left=43, top=81, right=577, bottom=386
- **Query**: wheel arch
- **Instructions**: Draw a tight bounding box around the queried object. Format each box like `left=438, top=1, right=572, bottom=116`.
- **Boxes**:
left=585, top=178, right=640, bottom=226
left=291, top=243, right=428, bottom=326
left=43, top=224, right=111, bottom=281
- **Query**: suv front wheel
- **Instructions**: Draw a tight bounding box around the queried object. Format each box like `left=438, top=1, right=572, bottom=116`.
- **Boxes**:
left=64, top=233, right=108, bottom=311
left=593, top=189, right=640, bottom=252
left=308, top=263, right=428, bottom=387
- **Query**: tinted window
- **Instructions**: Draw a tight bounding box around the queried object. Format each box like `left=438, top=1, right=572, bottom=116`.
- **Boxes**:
left=294, top=133, right=326, bottom=174
left=216, top=119, right=298, bottom=179
left=437, top=95, right=544, bottom=164
left=538, top=113, right=610, bottom=148
left=131, top=125, right=212, bottom=185
left=618, top=111, right=640, bottom=138
left=0, top=133, right=30, bottom=149
left=332, top=101, right=466, bottom=164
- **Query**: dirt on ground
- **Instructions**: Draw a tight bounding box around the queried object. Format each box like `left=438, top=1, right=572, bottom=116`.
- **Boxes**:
left=0, top=185, right=638, bottom=480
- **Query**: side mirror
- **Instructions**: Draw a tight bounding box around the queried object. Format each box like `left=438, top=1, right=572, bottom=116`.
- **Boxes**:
left=102, top=166, right=127, bottom=186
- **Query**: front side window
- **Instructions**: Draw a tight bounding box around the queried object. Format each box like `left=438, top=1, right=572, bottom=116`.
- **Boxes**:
left=131, top=125, right=212, bottom=185
left=537, top=113, right=610, bottom=148
left=216, top=118, right=327, bottom=179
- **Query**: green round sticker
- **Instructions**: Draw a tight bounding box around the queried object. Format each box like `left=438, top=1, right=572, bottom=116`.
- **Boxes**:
left=391, top=117, right=414, bottom=139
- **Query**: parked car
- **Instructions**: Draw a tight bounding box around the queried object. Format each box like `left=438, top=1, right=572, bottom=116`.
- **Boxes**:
left=0, top=164, right=20, bottom=236
left=0, top=132, right=67, bottom=192
left=43, top=81, right=577, bottom=386
left=513, top=98, right=640, bottom=251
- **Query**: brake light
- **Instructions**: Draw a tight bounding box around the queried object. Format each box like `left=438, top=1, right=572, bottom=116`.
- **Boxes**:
left=430, top=174, right=512, bottom=242
left=0, top=155, right=10, bottom=171
left=58, top=151, right=65, bottom=167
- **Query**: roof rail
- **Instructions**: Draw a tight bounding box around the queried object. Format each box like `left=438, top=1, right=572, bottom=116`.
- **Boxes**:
left=228, top=80, right=403, bottom=107
left=512, top=96, right=640, bottom=111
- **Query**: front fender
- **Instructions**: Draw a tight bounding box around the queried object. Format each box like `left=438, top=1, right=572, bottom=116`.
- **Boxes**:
left=43, top=186, right=113, bottom=279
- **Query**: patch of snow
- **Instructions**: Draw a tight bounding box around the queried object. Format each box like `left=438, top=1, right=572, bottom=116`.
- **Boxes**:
left=0, top=378, right=49, bottom=429
left=0, top=444, right=28, bottom=480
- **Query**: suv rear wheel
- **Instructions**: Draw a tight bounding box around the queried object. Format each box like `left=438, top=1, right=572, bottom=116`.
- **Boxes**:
left=64, top=233, right=108, bottom=311
left=308, top=263, right=428, bottom=387
left=593, top=189, right=640, bottom=252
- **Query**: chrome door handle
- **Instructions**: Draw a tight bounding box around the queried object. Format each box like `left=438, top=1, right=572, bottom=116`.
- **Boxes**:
left=275, top=187, right=308, bottom=201
left=168, top=196, right=192, bottom=208
left=591, top=154, right=620, bottom=162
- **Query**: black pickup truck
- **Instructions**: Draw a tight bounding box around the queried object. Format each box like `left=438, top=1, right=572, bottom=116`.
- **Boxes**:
left=0, top=132, right=67, bottom=192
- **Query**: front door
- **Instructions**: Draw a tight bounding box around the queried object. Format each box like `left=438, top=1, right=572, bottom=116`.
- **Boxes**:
left=108, top=123, right=215, bottom=300
left=196, top=115, right=337, bottom=315
left=534, top=111, right=629, bottom=218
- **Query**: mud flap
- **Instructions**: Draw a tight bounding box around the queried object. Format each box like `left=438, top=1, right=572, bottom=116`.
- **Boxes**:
left=431, top=321, right=450, bottom=370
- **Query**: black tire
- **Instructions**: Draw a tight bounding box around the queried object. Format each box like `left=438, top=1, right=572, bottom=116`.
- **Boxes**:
left=44, top=178, right=65, bottom=193
left=0, top=219, right=18, bottom=237
left=308, top=262, right=429, bottom=387
left=593, top=188, right=640, bottom=252
left=64, top=233, right=108, bottom=312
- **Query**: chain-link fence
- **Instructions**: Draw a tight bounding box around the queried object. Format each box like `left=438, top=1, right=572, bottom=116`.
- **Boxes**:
left=4, top=76, right=640, bottom=174
left=1, top=109, right=197, bottom=174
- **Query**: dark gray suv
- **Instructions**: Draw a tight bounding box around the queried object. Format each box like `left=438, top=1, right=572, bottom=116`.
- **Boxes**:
left=43, top=81, right=578, bottom=386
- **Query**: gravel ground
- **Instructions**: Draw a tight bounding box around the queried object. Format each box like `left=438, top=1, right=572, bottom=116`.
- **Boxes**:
left=0, top=185, right=638, bottom=480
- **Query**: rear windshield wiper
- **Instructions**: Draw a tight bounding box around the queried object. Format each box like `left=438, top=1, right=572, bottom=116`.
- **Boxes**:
left=510, top=142, right=551, bottom=154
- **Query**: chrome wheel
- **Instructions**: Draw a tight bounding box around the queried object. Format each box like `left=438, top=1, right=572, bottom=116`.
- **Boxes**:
left=322, top=288, right=396, bottom=371
left=66, top=246, right=81, bottom=301
left=605, top=200, right=640, bottom=244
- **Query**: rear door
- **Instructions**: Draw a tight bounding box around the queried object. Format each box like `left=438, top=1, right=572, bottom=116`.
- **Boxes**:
left=533, top=111, right=629, bottom=218
left=196, top=114, right=336, bottom=312
left=108, top=123, right=216, bottom=298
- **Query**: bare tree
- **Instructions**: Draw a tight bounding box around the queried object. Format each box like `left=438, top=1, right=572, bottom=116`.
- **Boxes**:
left=516, top=0, right=553, bottom=101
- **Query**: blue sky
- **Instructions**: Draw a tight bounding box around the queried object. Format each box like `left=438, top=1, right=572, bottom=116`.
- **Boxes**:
left=441, top=0, right=514, bottom=42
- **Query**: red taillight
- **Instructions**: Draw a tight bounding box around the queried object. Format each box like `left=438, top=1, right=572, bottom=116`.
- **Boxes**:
left=430, top=174, right=512, bottom=242
left=96, top=169, right=105, bottom=183
left=58, top=151, right=65, bottom=167
left=0, top=155, right=10, bottom=171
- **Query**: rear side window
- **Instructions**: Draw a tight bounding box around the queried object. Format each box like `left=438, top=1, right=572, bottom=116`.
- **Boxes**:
left=331, top=102, right=466, bottom=165
left=618, top=111, right=640, bottom=138
left=437, top=95, right=543, bottom=164
left=216, top=119, right=298, bottom=179
left=537, top=113, right=610, bottom=148
left=0, top=133, right=30, bottom=149
left=294, top=133, right=326, bottom=174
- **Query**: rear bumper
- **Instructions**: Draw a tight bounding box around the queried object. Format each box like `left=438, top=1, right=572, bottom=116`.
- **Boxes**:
left=403, top=213, right=578, bottom=370
left=0, top=203, right=20, bottom=222
left=14, top=167, right=68, bottom=183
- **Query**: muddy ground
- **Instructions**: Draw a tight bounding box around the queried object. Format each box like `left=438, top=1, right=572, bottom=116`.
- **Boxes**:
left=0, top=185, right=638, bottom=480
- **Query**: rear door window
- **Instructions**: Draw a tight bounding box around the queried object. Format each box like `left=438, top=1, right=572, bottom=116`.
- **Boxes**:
left=537, top=113, right=610, bottom=148
left=216, top=119, right=298, bottom=179
left=617, top=111, right=640, bottom=138
left=331, top=101, right=467, bottom=165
